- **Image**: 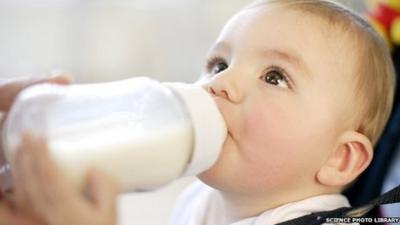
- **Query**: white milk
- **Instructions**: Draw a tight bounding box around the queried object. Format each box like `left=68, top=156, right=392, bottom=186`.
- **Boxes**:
left=47, top=120, right=192, bottom=192
left=2, top=78, right=227, bottom=193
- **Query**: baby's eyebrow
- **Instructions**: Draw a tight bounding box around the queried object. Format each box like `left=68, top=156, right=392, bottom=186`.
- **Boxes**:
left=263, top=49, right=311, bottom=79
left=208, top=41, right=231, bottom=56
left=208, top=42, right=311, bottom=79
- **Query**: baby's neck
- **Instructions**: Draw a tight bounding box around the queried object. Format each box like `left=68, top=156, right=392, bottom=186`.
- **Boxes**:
left=215, top=191, right=290, bottom=224
left=215, top=191, right=268, bottom=223
left=215, top=187, right=337, bottom=224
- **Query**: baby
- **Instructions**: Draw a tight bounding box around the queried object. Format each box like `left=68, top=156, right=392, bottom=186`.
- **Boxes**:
left=171, top=0, right=395, bottom=224
left=0, top=0, right=395, bottom=225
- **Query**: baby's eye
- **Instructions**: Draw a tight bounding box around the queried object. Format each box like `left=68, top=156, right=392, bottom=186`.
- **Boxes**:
left=207, top=57, right=228, bottom=74
left=262, top=69, right=290, bottom=89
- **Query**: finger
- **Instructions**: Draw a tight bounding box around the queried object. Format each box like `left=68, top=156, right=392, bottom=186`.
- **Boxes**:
left=0, top=201, right=21, bottom=225
left=0, top=201, right=44, bottom=225
left=15, top=135, right=56, bottom=209
left=0, top=202, right=20, bottom=225
left=18, top=134, right=78, bottom=221
left=86, top=169, right=119, bottom=215
left=3, top=190, right=16, bottom=209
left=13, top=138, right=36, bottom=215
left=0, top=168, right=14, bottom=198
left=14, top=134, right=58, bottom=220
left=0, top=112, right=7, bottom=154
left=27, top=136, right=67, bottom=202
left=0, top=111, right=14, bottom=193
left=0, top=112, right=4, bottom=129
left=0, top=112, right=9, bottom=172
left=13, top=134, right=50, bottom=214
left=0, top=74, right=73, bottom=111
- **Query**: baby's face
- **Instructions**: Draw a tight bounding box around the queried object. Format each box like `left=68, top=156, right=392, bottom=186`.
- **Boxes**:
left=198, top=5, right=358, bottom=196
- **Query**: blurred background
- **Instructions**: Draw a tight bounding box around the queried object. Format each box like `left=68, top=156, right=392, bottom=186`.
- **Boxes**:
left=0, top=1, right=373, bottom=225
left=0, top=0, right=367, bottom=83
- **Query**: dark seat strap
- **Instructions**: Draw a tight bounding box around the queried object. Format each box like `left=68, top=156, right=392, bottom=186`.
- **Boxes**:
left=276, top=185, right=400, bottom=225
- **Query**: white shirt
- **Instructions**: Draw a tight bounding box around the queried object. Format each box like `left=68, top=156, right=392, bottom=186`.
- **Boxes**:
left=170, top=180, right=355, bottom=225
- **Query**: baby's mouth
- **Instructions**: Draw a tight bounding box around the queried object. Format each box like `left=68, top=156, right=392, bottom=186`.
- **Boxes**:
left=227, top=130, right=235, bottom=142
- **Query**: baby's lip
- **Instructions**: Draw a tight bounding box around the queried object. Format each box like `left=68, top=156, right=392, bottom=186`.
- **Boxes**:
left=227, top=131, right=232, bottom=139
left=227, top=129, right=235, bottom=140
left=226, top=130, right=238, bottom=147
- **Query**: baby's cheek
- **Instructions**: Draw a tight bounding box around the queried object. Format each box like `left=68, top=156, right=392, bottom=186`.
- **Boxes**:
left=242, top=104, right=297, bottom=150
left=241, top=103, right=309, bottom=174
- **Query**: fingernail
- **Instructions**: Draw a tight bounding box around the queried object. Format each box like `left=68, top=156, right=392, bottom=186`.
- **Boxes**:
left=50, top=69, right=72, bottom=77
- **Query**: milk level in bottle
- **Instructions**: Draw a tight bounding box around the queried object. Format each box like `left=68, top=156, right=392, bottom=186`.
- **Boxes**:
left=1, top=77, right=227, bottom=192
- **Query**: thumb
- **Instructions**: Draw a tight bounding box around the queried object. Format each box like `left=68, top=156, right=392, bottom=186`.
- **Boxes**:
left=86, top=169, right=119, bottom=213
left=47, top=72, right=73, bottom=85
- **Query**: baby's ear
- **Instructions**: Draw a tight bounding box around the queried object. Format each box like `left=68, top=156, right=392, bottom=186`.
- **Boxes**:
left=316, top=131, right=373, bottom=187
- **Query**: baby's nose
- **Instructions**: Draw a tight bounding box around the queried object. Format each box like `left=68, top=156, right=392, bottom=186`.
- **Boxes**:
left=206, top=72, right=243, bottom=103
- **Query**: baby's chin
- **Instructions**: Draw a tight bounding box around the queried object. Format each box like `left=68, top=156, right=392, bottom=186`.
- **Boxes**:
left=196, top=134, right=245, bottom=191
left=196, top=165, right=227, bottom=190
left=196, top=148, right=230, bottom=185
left=196, top=161, right=241, bottom=193
left=197, top=165, right=216, bottom=183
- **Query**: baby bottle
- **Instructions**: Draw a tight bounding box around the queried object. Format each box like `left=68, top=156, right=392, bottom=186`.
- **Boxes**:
left=1, top=77, right=227, bottom=192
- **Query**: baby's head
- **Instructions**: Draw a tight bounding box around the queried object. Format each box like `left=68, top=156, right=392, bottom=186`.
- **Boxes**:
left=198, top=0, right=395, bottom=206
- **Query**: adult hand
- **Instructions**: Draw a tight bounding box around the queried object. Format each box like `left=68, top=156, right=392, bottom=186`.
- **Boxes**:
left=0, top=74, right=72, bottom=195
left=0, top=201, right=44, bottom=225
left=7, top=133, right=119, bottom=225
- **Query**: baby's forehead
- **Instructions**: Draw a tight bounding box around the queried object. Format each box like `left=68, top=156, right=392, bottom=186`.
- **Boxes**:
left=232, top=4, right=360, bottom=64
left=246, top=1, right=362, bottom=34
left=247, top=3, right=358, bottom=36
left=251, top=4, right=359, bottom=64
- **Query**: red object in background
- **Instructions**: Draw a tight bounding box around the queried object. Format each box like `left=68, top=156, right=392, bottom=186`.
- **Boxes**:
left=368, top=3, right=400, bottom=32
left=367, top=1, right=400, bottom=48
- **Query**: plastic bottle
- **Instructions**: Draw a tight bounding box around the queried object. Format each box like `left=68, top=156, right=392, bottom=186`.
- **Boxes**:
left=1, top=77, right=227, bottom=192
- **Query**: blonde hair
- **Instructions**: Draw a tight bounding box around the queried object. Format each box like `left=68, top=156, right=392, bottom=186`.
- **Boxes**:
left=249, top=0, right=396, bottom=145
